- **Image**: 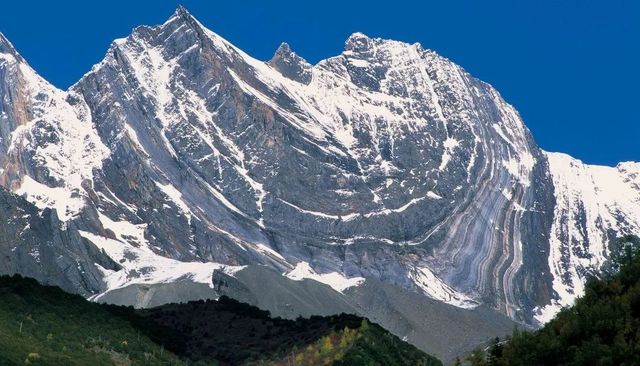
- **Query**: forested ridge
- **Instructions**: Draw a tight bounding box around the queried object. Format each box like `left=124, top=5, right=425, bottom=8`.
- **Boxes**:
left=0, top=275, right=441, bottom=366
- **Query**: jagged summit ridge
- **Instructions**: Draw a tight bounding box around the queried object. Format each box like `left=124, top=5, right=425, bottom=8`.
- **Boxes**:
left=268, top=42, right=312, bottom=84
left=0, top=32, right=23, bottom=62
left=344, top=31, right=372, bottom=52
left=0, top=7, right=638, bottom=329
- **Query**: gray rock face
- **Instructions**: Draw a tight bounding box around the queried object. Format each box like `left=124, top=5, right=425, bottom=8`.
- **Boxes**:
left=0, top=6, right=638, bottom=329
left=0, top=187, right=116, bottom=295
left=268, top=43, right=313, bottom=84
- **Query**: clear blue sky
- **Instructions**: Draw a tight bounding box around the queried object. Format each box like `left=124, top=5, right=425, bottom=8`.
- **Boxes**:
left=1, top=0, right=637, bottom=165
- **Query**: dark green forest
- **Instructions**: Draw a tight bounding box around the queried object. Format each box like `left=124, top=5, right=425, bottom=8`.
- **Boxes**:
left=467, top=235, right=640, bottom=366
left=0, top=274, right=441, bottom=366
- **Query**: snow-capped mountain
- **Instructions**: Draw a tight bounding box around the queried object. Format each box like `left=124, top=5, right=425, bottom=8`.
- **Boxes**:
left=1, top=6, right=638, bottom=332
left=538, top=153, right=640, bottom=321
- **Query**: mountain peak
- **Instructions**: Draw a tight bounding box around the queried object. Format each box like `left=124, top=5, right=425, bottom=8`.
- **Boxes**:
left=0, top=32, right=10, bottom=49
left=172, top=5, right=195, bottom=21
left=0, top=32, right=24, bottom=63
left=4, top=6, right=639, bottom=335
left=268, top=42, right=312, bottom=84
left=347, top=32, right=370, bottom=41
left=274, top=42, right=292, bottom=56
left=164, top=5, right=206, bottom=36
left=344, top=32, right=372, bottom=53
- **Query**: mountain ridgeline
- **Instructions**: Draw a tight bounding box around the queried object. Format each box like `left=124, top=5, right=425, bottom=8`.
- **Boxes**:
left=0, top=274, right=441, bottom=366
left=0, top=5, right=639, bottom=361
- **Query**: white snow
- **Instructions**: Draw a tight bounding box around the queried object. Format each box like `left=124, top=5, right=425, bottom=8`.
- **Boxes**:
left=492, top=120, right=536, bottom=188
left=80, top=230, right=244, bottom=297
left=502, top=155, right=535, bottom=187
left=285, top=261, right=364, bottom=293
left=538, top=152, right=640, bottom=323
left=98, top=212, right=150, bottom=249
left=426, top=191, right=443, bottom=199
left=254, top=243, right=286, bottom=261
left=155, top=181, right=193, bottom=223
left=15, top=176, right=85, bottom=222
left=348, top=58, right=370, bottom=68
left=410, top=266, right=478, bottom=309
left=278, top=198, right=359, bottom=221
left=5, top=57, right=109, bottom=222
left=122, top=123, right=150, bottom=157
left=279, top=191, right=439, bottom=222
left=439, top=137, right=459, bottom=171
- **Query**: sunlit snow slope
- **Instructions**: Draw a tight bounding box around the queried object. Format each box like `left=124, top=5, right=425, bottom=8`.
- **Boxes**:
left=535, top=153, right=640, bottom=322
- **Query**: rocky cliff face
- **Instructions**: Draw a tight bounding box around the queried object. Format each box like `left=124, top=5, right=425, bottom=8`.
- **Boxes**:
left=538, top=153, right=640, bottom=322
left=0, top=187, right=116, bottom=295
left=1, top=7, right=638, bottom=326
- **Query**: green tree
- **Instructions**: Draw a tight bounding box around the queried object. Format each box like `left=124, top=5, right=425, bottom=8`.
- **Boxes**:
left=602, top=235, right=640, bottom=277
left=467, top=347, right=487, bottom=366
left=319, top=336, right=333, bottom=355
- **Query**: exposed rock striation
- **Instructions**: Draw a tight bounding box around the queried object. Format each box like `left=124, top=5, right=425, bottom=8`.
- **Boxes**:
left=0, top=7, right=638, bottom=328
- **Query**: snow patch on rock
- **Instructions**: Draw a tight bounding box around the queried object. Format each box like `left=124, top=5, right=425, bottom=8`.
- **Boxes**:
left=410, top=266, right=479, bottom=309
left=285, top=261, right=364, bottom=293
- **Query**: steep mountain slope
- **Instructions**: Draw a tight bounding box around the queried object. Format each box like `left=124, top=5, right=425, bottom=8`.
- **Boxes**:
left=538, top=153, right=640, bottom=322
left=0, top=33, right=116, bottom=296
left=0, top=187, right=115, bottom=296
left=68, top=6, right=555, bottom=320
left=0, top=6, right=638, bottom=336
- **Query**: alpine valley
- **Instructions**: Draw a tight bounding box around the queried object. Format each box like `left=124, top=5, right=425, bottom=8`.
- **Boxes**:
left=1, top=6, right=639, bottom=363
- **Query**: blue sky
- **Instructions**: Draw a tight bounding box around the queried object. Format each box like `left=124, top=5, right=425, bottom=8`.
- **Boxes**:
left=1, top=0, right=637, bottom=165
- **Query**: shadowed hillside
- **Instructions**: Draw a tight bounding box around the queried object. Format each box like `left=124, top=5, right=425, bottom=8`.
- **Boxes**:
left=0, top=274, right=441, bottom=366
